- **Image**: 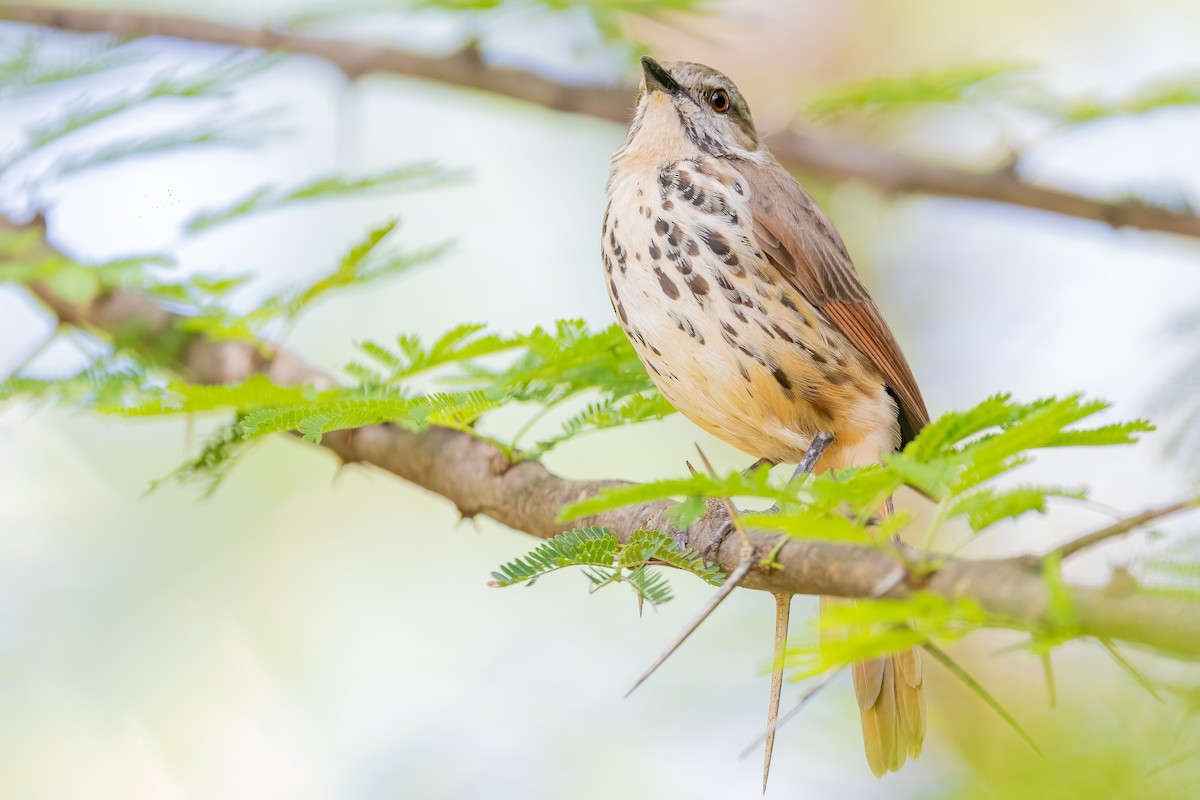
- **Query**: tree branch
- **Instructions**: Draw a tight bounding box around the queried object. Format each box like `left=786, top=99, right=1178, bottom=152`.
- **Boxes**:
left=4, top=215, right=1199, bottom=658
left=5, top=2, right=1200, bottom=239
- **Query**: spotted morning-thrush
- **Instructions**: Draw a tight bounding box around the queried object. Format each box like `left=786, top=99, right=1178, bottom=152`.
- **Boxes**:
left=601, top=57, right=928, bottom=780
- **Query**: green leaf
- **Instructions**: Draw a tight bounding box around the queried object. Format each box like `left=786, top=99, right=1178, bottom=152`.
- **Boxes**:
left=532, top=391, right=676, bottom=455
left=559, top=470, right=796, bottom=522
left=490, top=527, right=620, bottom=587
left=740, top=508, right=871, bottom=544
left=490, top=527, right=721, bottom=608
left=947, top=485, right=1088, bottom=533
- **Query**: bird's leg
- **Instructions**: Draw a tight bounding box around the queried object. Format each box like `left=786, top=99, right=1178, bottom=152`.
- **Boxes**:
left=790, top=432, right=833, bottom=484
left=762, top=432, right=834, bottom=516
left=763, top=593, right=791, bottom=793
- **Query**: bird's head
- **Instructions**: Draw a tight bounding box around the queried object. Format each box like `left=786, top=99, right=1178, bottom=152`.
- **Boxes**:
left=620, top=57, right=760, bottom=164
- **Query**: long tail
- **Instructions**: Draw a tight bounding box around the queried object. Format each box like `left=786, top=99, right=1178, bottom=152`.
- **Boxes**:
left=821, top=596, right=926, bottom=776
left=762, top=593, right=790, bottom=793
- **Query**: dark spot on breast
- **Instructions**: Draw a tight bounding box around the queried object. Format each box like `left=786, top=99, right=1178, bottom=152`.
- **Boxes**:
left=648, top=240, right=661, bottom=260
left=734, top=183, right=744, bottom=195
left=685, top=238, right=700, bottom=257
left=732, top=308, right=748, bottom=323
left=757, top=320, right=775, bottom=338
left=649, top=343, right=662, bottom=356
left=772, top=367, right=792, bottom=391
left=637, top=188, right=643, bottom=197
left=663, top=200, right=674, bottom=210
left=721, top=321, right=738, bottom=337
left=687, top=273, right=708, bottom=296
left=655, top=218, right=669, bottom=236
left=702, top=229, right=730, bottom=257
left=736, top=341, right=766, bottom=365
left=603, top=251, right=613, bottom=274
left=667, top=226, right=680, bottom=248
left=771, top=323, right=795, bottom=343
left=738, top=362, right=751, bottom=381
left=638, top=206, right=643, bottom=214
left=676, top=316, right=704, bottom=344
left=609, top=230, right=627, bottom=272
left=654, top=267, right=680, bottom=299
left=617, top=301, right=628, bottom=323
left=780, top=293, right=798, bottom=311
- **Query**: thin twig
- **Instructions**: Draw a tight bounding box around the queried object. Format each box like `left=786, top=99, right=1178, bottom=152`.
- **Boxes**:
left=1049, top=496, right=1200, bottom=560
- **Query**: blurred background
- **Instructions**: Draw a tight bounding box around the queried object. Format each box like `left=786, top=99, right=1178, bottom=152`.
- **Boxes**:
left=1, top=0, right=1199, bottom=797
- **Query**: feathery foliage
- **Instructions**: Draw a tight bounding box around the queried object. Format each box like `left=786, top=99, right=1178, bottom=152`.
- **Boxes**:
left=0, top=51, right=282, bottom=176
left=807, top=63, right=1028, bottom=119
left=808, top=61, right=1200, bottom=129
left=1134, top=535, right=1200, bottom=598
left=490, top=527, right=722, bottom=608
left=563, top=394, right=1148, bottom=533
left=554, top=395, right=1166, bottom=666
left=183, top=163, right=463, bottom=234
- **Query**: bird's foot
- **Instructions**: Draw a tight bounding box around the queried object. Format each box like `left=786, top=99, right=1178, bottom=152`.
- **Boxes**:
left=701, top=504, right=736, bottom=562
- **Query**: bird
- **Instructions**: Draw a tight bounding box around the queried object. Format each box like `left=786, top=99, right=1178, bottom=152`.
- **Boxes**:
left=601, top=56, right=928, bottom=783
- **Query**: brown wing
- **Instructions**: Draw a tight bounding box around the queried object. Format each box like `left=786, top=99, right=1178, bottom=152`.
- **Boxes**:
left=740, top=155, right=929, bottom=443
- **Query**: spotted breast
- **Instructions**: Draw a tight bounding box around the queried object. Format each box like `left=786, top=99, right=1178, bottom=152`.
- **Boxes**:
left=603, top=154, right=898, bottom=470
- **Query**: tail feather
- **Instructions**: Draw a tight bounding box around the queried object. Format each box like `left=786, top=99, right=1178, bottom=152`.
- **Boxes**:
left=893, top=646, right=926, bottom=759
left=826, top=598, right=927, bottom=777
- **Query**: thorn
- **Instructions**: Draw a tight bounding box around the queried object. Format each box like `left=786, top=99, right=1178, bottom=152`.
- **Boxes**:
left=625, top=558, right=754, bottom=698
left=686, top=460, right=699, bottom=476
left=740, top=665, right=846, bottom=759
left=763, top=593, right=791, bottom=793
left=1041, top=650, right=1056, bottom=708
left=1098, top=636, right=1164, bottom=703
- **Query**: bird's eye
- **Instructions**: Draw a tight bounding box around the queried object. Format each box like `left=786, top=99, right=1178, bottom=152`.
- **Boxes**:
left=709, top=89, right=730, bottom=113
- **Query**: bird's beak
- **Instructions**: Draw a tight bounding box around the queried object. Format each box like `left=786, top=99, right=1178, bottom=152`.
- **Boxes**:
left=641, top=56, right=680, bottom=96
